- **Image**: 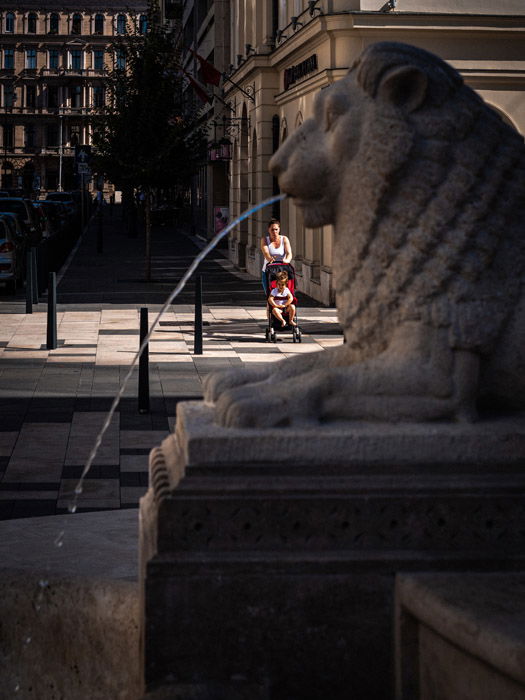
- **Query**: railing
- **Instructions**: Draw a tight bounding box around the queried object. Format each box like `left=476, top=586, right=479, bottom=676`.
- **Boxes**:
left=2, top=106, right=95, bottom=116
left=0, top=146, right=75, bottom=157
left=40, top=67, right=108, bottom=78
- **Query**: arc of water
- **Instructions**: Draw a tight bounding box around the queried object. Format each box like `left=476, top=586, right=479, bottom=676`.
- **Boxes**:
left=65, top=193, right=287, bottom=517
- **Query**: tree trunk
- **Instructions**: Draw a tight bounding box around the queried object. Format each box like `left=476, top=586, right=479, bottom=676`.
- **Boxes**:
left=145, top=189, right=151, bottom=282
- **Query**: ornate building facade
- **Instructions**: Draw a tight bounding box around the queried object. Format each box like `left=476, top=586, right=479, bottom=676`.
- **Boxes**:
left=0, top=1, right=147, bottom=194
left=181, top=0, right=525, bottom=305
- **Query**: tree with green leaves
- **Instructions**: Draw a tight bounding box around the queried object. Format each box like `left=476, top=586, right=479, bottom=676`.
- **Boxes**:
left=92, top=3, right=205, bottom=280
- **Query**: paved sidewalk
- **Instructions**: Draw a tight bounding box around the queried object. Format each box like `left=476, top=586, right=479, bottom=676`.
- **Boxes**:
left=0, top=207, right=342, bottom=520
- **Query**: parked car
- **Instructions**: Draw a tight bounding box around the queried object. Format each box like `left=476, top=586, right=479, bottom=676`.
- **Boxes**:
left=0, top=197, right=42, bottom=245
left=33, top=201, right=64, bottom=237
left=45, top=192, right=77, bottom=218
left=0, top=190, right=9, bottom=198
left=0, top=213, right=25, bottom=292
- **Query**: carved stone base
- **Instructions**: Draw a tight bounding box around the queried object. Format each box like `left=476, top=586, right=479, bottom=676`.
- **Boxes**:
left=139, top=402, right=525, bottom=700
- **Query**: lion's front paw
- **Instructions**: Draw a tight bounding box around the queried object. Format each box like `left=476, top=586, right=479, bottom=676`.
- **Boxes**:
left=215, top=382, right=291, bottom=428
left=203, top=366, right=272, bottom=403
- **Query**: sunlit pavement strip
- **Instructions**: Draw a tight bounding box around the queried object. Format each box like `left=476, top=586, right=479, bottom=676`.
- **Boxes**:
left=0, top=305, right=342, bottom=519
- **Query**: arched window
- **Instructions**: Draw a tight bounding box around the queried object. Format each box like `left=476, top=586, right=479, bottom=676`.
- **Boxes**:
left=5, top=12, right=15, bottom=33
left=72, top=13, right=82, bottom=34
left=272, top=115, right=281, bottom=218
left=94, top=13, right=104, bottom=34
left=49, top=13, right=59, bottom=33
left=139, top=14, right=148, bottom=34
left=116, top=14, right=126, bottom=34
left=116, top=48, right=126, bottom=70
left=27, top=12, right=37, bottom=33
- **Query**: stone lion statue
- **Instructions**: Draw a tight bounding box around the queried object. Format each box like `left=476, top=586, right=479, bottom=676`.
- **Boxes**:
left=206, top=42, right=525, bottom=427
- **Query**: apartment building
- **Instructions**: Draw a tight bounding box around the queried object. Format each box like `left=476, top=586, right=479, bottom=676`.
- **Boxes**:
left=178, top=0, right=231, bottom=238
left=0, top=1, right=147, bottom=194
left=182, top=0, right=525, bottom=305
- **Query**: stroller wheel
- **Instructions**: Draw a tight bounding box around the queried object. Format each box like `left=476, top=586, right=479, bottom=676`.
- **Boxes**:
left=297, top=329, right=302, bottom=343
left=271, top=330, right=277, bottom=343
left=292, top=330, right=297, bottom=343
left=265, top=328, right=270, bottom=342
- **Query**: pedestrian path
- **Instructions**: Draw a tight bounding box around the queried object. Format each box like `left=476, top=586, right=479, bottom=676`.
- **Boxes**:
left=0, top=207, right=342, bottom=519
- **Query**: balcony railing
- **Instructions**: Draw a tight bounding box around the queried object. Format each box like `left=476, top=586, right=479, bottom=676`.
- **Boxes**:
left=40, top=67, right=108, bottom=78
left=0, top=146, right=76, bottom=157
left=1, top=106, right=96, bottom=116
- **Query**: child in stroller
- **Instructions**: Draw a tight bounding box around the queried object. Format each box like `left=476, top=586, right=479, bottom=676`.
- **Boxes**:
left=264, top=263, right=302, bottom=343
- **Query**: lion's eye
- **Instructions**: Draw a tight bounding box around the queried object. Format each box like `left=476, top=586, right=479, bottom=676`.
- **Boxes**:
left=325, top=110, right=339, bottom=131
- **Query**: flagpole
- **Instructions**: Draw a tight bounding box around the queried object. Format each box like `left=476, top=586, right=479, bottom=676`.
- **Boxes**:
left=222, top=74, right=255, bottom=103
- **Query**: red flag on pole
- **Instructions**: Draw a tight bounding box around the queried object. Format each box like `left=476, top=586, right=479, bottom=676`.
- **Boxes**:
left=189, top=49, right=222, bottom=86
left=182, top=69, right=213, bottom=104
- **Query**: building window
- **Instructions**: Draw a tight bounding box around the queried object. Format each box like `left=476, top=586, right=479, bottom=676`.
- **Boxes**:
left=72, top=13, right=82, bottom=34
left=139, top=14, right=148, bottom=34
left=5, top=12, right=15, bottom=33
left=71, top=85, right=83, bottom=108
left=47, top=85, right=59, bottom=108
left=93, top=49, right=104, bottom=70
left=3, top=84, right=15, bottom=108
left=116, top=49, right=126, bottom=70
left=49, top=13, right=59, bottom=33
left=69, top=124, right=80, bottom=146
left=26, top=85, right=36, bottom=108
left=94, top=13, right=104, bottom=34
left=49, top=49, right=59, bottom=69
left=70, top=49, right=83, bottom=71
left=3, top=125, right=14, bottom=150
left=27, top=12, right=37, bottom=33
left=93, top=85, right=104, bottom=107
left=116, top=14, right=126, bottom=34
left=25, top=125, right=35, bottom=149
left=26, top=48, right=37, bottom=69
left=4, top=49, right=14, bottom=70
left=47, top=124, right=59, bottom=147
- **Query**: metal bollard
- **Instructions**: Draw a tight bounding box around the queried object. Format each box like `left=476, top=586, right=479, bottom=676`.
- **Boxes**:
left=31, top=247, right=38, bottom=304
left=46, top=272, right=57, bottom=350
left=25, top=251, right=33, bottom=314
left=194, top=274, right=203, bottom=355
left=138, top=307, right=150, bottom=414
left=97, top=210, right=103, bottom=254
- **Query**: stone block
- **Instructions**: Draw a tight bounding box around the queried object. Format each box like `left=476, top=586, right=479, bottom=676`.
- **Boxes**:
left=395, top=573, right=525, bottom=699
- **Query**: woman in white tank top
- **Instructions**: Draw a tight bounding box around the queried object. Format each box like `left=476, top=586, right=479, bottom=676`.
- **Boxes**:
left=260, top=218, right=293, bottom=295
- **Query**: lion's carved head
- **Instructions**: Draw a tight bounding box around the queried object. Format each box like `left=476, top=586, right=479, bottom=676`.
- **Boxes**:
left=270, top=42, right=525, bottom=362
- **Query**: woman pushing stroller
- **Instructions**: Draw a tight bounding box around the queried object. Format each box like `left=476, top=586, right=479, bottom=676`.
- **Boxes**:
left=260, top=218, right=292, bottom=295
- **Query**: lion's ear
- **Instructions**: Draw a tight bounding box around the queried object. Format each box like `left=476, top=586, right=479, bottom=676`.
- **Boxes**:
left=376, top=65, right=428, bottom=112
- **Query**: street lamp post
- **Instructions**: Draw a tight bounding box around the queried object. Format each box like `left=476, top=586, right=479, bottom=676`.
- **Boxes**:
left=58, top=111, right=63, bottom=191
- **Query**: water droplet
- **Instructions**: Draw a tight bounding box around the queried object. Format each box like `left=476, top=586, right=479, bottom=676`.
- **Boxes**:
left=68, top=503, right=77, bottom=514
left=14, top=683, right=20, bottom=692
left=74, top=485, right=83, bottom=496
left=38, top=579, right=49, bottom=589
left=54, top=531, right=64, bottom=548
left=25, top=637, right=32, bottom=645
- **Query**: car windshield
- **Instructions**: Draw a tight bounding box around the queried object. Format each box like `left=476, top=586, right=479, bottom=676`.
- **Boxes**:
left=0, top=201, right=27, bottom=220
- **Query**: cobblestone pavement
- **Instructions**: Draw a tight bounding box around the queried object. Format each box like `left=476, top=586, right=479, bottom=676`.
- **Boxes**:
left=0, top=207, right=342, bottom=519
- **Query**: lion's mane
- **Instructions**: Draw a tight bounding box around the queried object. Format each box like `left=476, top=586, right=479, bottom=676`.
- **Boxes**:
left=334, top=43, right=525, bottom=361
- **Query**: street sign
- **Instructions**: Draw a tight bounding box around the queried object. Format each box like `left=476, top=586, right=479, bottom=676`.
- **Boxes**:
left=77, top=163, right=91, bottom=175
left=75, top=145, right=92, bottom=164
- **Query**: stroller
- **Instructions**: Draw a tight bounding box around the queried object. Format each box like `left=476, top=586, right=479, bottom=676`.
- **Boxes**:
left=264, top=262, right=302, bottom=343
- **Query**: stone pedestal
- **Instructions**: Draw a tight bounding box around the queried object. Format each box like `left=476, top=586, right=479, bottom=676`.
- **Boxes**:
left=139, top=402, right=525, bottom=699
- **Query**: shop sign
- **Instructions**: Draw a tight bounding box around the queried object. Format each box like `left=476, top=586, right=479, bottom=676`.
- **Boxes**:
left=284, top=54, right=318, bottom=91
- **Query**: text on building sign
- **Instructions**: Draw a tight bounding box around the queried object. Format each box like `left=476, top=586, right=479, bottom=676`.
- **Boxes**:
left=284, top=55, right=318, bottom=91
